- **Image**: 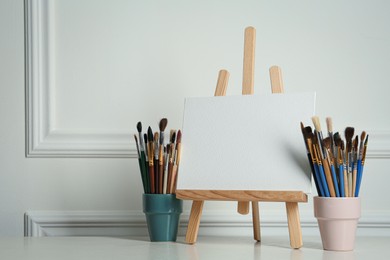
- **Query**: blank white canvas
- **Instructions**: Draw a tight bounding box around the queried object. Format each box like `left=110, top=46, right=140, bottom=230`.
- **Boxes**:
left=177, top=93, right=316, bottom=192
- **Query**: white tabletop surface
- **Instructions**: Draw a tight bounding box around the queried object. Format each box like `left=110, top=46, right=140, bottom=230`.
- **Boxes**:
left=0, top=236, right=389, bottom=260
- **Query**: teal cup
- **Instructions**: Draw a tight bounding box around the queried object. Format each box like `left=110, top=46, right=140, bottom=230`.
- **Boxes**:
left=142, top=194, right=183, bottom=242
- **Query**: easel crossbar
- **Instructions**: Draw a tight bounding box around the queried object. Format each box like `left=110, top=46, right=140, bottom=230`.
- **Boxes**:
left=176, top=190, right=308, bottom=202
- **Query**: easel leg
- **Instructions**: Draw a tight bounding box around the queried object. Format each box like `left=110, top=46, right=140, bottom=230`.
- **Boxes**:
left=185, top=200, right=204, bottom=244
left=285, top=202, right=303, bottom=249
left=251, top=201, right=261, bottom=242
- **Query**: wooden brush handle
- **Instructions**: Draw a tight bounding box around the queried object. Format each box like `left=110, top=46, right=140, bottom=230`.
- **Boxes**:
left=166, top=162, right=173, bottom=194
left=322, top=159, right=336, bottom=197
left=154, top=159, right=159, bottom=193
left=159, top=163, right=164, bottom=194
left=343, top=167, right=349, bottom=197
left=170, top=165, right=178, bottom=194
left=149, top=165, right=155, bottom=194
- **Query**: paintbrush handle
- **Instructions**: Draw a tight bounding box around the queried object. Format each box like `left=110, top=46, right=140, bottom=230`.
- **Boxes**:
left=137, top=158, right=146, bottom=193
left=154, top=159, right=159, bottom=193
left=322, top=158, right=336, bottom=197
left=141, top=152, right=150, bottom=193
left=166, top=162, right=173, bottom=194
left=338, top=164, right=345, bottom=197
left=170, top=165, right=178, bottom=194
left=352, top=163, right=358, bottom=197
left=149, top=164, right=155, bottom=194
left=343, top=165, right=349, bottom=197
left=307, top=153, right=322, bottom=196
left=317, top=163, right=330, bottom=197
left=330, top=163, right=340, bottom=197
left=313, top=163, right=324, bottom=196
left=159, top=163, right=164, bottom=194
left=355, top=161, right=363, bottom=197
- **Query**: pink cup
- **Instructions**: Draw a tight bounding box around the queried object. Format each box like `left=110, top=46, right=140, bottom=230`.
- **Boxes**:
left=313, top=196, right=361, bottom=251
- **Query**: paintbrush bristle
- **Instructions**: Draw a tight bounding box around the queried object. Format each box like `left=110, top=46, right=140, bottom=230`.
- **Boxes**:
left=176, top=130, right=182, bottom=144
left=154, top=132, right=159, bottom=143
left=360, top=131, right=366, bottom=144
left=326, top=117, right=333, bottom=133
left=159, top=118, right=168, bottom=132
left=137, top=122, right=142, bottom=133
left=334, top=134, right=342, bottom=147
left=134, top=134, right=140, bottom=157
left=344, top=127, right=355, bottom=152
left=147, top=127, right=153, bottom=142
left=323, top=137, right=331, bottom=150
left=311, top=116, right=322, bottom=132
left=345, top=127, right=354, bottom=141
left=143, top=133, right=148, bottom=145
left=300, top=122, right=305, bottom=132
left=364, top=134, right=369, bottom=144
left=171, top=131, right=176, bottom=144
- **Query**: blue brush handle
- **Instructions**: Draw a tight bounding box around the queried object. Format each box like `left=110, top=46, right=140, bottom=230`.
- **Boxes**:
left=355, top=160, right=363, bottom=197
left=330, top=164, right=340, bottom=197
left=313, top=163, right=324, bottom=196
left=338, top=164, right=345, bottom=197
left=318, top=164, right=330, bottom=197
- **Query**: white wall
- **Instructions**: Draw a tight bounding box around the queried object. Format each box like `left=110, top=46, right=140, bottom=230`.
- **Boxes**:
left=1, top=0, right=389, bottom=237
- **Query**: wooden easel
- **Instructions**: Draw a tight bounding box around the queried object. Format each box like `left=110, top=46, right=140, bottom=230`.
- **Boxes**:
left=176, top=27, right=308, bottom=249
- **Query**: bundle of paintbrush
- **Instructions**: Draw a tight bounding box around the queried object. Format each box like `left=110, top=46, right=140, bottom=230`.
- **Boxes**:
left=134, top=118, right=182, bottom=194
left=300, top=116, right=369, bottom=197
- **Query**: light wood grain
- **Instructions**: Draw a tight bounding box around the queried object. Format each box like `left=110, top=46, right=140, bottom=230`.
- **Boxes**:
left=176, top=190, right=308, bottom=202
left=242, top=26, right=256, bottom=95
left=185, top=200, right=204, bottom=244
left=286, top=202, right=303, bottom=249
left=238, top=26, right=256, bottom=214
left=269, top=66, right=284, bottom=93
left=251, top=201, right=261, bottom=242
left=214, top=70, right=229, bottom=96
left=322, top=158, right=336, bottom=197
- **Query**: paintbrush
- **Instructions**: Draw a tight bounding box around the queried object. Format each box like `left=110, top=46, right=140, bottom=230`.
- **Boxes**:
left=356, top=134, right=368, bottom=196
left=352, top=135, right=359, bottom=196
left=170, top=130, right=182, bottom=194
left=159, top=119, right=168, bottom=194
left=311, top=116, right=325, bottom=158
left=333, top=132, right=342, bottom=163
left=323, top=137, right=340, bottom=197
left=345, top=127, right=354, bottom=196
left=163, top=145, right=170, bottom=194
left=334, top=137, right=345, bottom=197
left=312, top=134, right=330, bottom=197
left=166, top=131, right=176, bottom=194
left=136, top=122, right=149, bottom=193
left=301, top=123, right=322, bottom=196
left=326, top=117, right=335, bottom=159
left=143, top=133, right=150, bottom=193
left=341, top=140, right=349, bottom=197
left=134, top=134, right=147, bottom=193
left=154, top=132, right=159, bottom=193
left=355, top=131, right=366, bottom=197
left=147, top=127, right=155, bottom=194
left=306, top=132, right=324, bottom=196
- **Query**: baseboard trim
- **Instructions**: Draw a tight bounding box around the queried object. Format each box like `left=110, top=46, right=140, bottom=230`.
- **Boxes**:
left=24, top=210, right=390, bottom=238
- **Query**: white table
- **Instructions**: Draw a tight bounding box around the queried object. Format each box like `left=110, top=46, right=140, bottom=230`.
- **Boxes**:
left=0, top=236, right=389, bottom=260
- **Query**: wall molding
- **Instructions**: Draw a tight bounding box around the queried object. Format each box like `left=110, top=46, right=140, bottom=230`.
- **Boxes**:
left=24, top=0, right=390, bottom=158
left=24, top=210, right=390, bottom=238
left=24, top=0, right=137, bottom=158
